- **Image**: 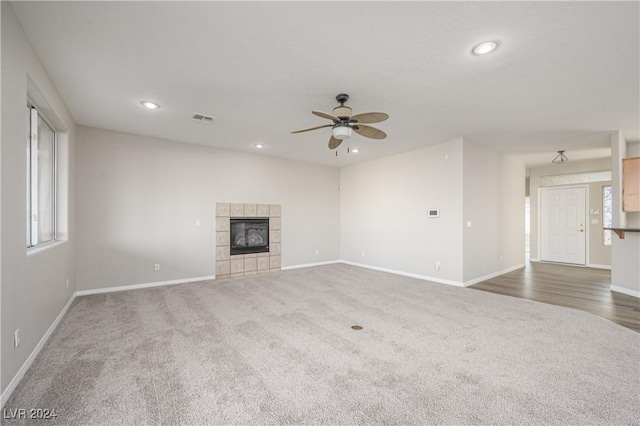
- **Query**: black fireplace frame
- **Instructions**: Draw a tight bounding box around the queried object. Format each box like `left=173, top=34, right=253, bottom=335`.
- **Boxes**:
left=230, top=217, right=269, bottom=255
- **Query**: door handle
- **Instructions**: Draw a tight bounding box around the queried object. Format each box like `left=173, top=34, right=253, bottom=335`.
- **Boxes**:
left=578, top=223, right=584, bottom=232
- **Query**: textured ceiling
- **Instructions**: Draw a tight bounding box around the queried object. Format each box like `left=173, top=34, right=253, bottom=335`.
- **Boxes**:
left=11, top=1, right=639, bottom=168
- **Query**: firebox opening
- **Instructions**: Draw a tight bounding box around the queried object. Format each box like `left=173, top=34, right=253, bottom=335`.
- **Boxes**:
left=230, top=218, right=269, bottom=255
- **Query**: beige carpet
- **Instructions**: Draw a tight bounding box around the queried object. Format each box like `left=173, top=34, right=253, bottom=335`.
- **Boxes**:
left=4, top=264, right=640, bottom=424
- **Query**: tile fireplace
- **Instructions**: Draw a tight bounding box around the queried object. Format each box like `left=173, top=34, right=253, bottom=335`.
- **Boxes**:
left=215, top=202, right=281, bottom=279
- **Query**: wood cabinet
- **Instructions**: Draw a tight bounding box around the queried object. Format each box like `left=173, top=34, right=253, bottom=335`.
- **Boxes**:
left=622, top=157, right=640, bottom=212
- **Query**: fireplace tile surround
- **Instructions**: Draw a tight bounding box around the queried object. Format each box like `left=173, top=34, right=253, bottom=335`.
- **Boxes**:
left=215, top=202, right=281, bottom=279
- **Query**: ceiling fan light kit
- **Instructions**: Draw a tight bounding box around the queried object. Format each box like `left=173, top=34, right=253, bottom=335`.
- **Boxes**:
left=292, top=93, right=389, bottom=150
left=332, top=125, right=353, bottom=140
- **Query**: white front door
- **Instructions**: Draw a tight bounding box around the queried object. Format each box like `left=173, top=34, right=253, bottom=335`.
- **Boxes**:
left=540, top=187, right=586, bottom=265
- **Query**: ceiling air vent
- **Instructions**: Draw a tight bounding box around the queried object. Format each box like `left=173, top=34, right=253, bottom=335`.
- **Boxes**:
left=192, top=113, right=215, bottom=123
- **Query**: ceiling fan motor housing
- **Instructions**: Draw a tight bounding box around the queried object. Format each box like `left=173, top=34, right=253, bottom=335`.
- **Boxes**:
left=333, top=94, right=352, bottom=120
left=332, top=106, right=352, bottom=119
left=336, top=93, right=349, bottom=104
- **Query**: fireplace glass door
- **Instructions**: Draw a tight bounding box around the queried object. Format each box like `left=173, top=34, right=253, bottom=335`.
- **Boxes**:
left=230, top=218, right=269, bottom=255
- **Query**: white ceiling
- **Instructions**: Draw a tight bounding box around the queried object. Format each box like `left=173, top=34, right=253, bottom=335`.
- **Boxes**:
left=12, top=1, right=639, bottom=168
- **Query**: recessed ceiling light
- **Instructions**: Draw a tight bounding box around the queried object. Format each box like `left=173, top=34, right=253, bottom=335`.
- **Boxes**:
left=141, top=101, right=160, bottom=109
left=254, top=143, right=266, bottom=149
left=351, top=148, right=359, bottom=153
left=472, top=40, right=500, bottom=55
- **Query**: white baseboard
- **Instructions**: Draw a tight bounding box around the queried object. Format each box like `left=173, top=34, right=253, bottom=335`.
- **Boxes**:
left=339, top=260, right=465, bottom=287
left=1, top=292, right=76, bottom=408
left=462, top=263, right=526, bottom=287
left=281, top=260, right=341, bottom=270
left=588, top=264, right=611, bottom=270
left=76, top=275, right=215, bottom=296
left=529, top=258, right=540, bottom=262
left=610, top=285, right=640, bottom=298
left=339, top=261, right=526, bottom=288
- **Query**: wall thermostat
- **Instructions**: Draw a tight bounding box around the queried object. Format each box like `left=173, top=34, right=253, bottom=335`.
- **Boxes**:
left=428, top=209, right=440, bottom=218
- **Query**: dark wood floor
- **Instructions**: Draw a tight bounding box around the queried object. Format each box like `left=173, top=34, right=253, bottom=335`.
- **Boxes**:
left=470, top=261, right=640, bottom=332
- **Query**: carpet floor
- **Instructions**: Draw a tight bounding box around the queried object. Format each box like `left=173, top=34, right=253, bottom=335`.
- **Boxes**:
left=4, top=264, right=640, bottom=425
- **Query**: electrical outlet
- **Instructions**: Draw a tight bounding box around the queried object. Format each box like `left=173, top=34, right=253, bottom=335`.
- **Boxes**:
left=14, top=329, right=20, bottom=348
left=435, top=261, right=441, bottom=270
left=154, top=264, right=160, bottom=271
left=66, top=278, right=69, bottom=288
left=196, top=219, right=201, bottom=227
left=315, top=249, right=319, bottom=255
left=361, top=250, right=365, bottom=257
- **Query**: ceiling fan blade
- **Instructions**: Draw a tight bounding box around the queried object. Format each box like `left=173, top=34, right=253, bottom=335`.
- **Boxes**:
left=351, top=112, right=389, bottom=124
left=353, top=123, right=387, bottom=139
left=312, top=110, right=341, bottom=122
left=291, top=124, right=333, bottom=134
left=328, top=136, right=343, bottom=150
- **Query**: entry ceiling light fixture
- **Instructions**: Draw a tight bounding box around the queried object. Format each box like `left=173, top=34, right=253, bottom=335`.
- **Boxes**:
left=254, top=143, right=266, bottom=149
left=552, top=150, right=569, bottom=164
left=472, top=40, right=500, bottom=55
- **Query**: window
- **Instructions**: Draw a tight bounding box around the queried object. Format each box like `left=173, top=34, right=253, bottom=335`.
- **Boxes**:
left=603, top=185, right=612, bottom=246
left=524, top=197, right=530, bottom=254
left=27, top=104, right=57, bottom=248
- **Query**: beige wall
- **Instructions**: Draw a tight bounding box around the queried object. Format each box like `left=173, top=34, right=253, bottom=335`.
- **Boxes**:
left=1, top=3, right=77, bottom=394
left=340, top=139, right=465, bottom=283
left=76, top=126, right=341, bottom=291
left=462, top=141, right=525, bottom=282
left=340, top=138, right=525, bottom=286
left=529, top=158, right=612, bottom=267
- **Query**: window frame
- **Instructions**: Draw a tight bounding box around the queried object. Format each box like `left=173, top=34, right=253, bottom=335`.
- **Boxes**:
left=27, top=103, right=58, bottom=248
left=602, top=185, right=612, bottom=247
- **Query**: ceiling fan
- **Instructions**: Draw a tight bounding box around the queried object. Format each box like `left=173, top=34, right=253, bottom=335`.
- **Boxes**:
left=292, top=94, right=389, bottom=150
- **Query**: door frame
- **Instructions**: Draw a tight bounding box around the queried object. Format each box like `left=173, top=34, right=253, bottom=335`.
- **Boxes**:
left=537, top=184, right=590, bottom=266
